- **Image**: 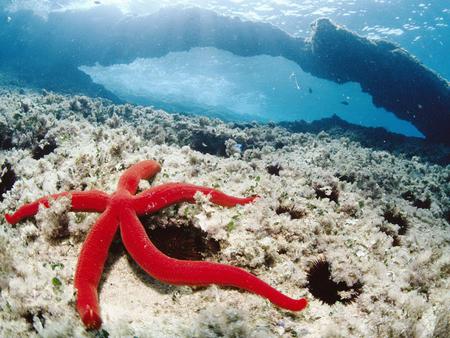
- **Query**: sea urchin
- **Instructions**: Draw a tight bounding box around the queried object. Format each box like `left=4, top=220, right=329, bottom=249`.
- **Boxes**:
left=306, top=259, right=362, bottom=305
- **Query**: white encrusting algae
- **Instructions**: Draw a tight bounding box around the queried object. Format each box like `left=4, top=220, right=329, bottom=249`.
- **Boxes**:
left=0, top=89, right=449, bottom=337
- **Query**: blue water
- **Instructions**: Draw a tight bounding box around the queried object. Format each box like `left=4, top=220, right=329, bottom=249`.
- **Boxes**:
left=80, top=47, right=423, bottom=136
left=1, top=0, right=449, bottom=138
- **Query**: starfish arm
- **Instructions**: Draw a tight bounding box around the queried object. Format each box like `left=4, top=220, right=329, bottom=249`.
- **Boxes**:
left=74, top=208, right=119, bottom=330
left=117, top=160, right=161, bottom=194
left=133, top=183, right=257, bottom=215
left=4, top=190, right=109, bottom=225
left=120, top=210, right=307, bottom=312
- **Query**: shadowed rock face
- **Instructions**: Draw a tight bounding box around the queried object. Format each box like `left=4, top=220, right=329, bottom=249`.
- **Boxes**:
left=0, top=7, right=448, bottom=144
left=304, top=19, right=450, bottom=145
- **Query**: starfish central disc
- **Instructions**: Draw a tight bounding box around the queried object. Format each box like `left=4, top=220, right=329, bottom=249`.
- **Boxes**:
left=110, top=191, right=133, bottom=209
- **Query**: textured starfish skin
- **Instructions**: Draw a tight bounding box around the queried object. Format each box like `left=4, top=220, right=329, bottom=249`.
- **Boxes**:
left=5, top=160, right=307, bottom=329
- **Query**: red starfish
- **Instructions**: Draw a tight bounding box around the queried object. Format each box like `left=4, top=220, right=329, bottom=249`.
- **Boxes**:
left=5, top=160, right=307, bottom=329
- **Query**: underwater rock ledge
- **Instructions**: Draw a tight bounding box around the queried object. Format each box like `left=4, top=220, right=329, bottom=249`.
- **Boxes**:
left=303, top=18, right=450, bottom=145
left=0, top=7, right=449, bottom=144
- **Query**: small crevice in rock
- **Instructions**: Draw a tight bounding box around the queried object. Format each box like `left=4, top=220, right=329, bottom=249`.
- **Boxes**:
left=336, top=173, right=355, bottom=184
left=306, top=259, right=362, bottom=305
left=444, top=209, right=450, bottom=225
left=23, top=309, right=46, bottom=333
left=378, top=224, right=401, bottom=247
left=266, top=163, right=282, bottom=176
left=0, top=128, right=13, bottom=150
left=401, top=191, right=431, bottom=209
left=313, top=183, right=339, bottom=203
left=0, top=162, right=17, bottom=202
left=401, top=191, right=415, bottom=202
left=20, top=101, right=31, bottom=113
left=32, top=138, right=58, bottom=160
left=42, top=213, right=71, bottom=243
left=275, top=206, right=307, bottom=219
left=277, top=247, right=287, bottom=255
left=141, top=217, right=220, bottom=260
left=274, top=141, right=285, bottom=149
left=190, top=131, right=228, bottom=157
left=383, top=208, right=409, bottom=236
left=412, top=197, right=431, bottom=209
left=264, top=254, right=275, bottom=268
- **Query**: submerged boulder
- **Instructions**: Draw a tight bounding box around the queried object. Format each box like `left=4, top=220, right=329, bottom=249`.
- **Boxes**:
left=303, top=18, right=450, bottom=144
